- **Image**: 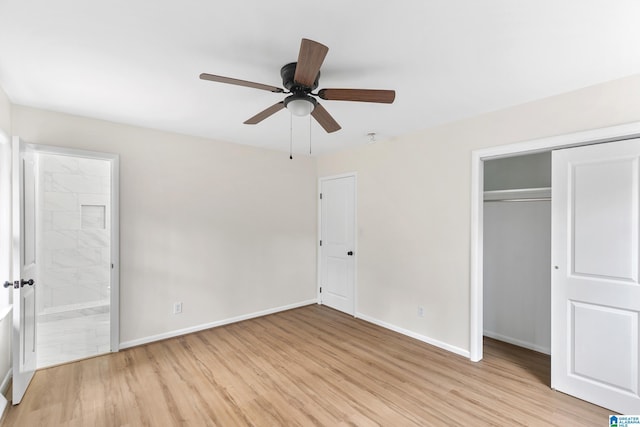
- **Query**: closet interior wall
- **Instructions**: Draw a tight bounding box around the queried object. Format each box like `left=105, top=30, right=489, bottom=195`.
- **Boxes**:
left=483, top=152, right=552, bottom=354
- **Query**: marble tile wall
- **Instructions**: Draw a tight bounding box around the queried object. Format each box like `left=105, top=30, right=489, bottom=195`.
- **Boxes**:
left=37, top=154, right=111, bottom=313
left=37, top=311, right=110, bottom=368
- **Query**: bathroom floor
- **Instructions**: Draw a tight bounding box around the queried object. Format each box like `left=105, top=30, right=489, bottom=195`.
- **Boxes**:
left=37, top=308, right=110, bottom=369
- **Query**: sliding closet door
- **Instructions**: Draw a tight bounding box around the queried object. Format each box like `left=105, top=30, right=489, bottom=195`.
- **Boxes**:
left=552, top=139, right=640, bottom=414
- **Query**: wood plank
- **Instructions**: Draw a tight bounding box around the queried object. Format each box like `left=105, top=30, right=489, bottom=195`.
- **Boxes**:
left=1, top=305, right=614, bottom=426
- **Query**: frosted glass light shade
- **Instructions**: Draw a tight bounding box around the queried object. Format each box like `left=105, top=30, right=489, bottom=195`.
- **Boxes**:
left=287, top=98, right=314, bottom=116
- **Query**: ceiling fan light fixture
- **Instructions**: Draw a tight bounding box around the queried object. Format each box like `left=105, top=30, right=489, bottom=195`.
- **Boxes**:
left=200, top=38, right=394, bottom=133
left=285, top=94, right=316, bottom=117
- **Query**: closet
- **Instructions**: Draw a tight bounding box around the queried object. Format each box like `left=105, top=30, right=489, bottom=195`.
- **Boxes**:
left=483, top=152, right=551, bottom=353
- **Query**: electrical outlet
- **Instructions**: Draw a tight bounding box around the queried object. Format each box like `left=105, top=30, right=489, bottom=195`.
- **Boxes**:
left=173, top=302, right=183, bottom=314
left=417, top=306, right=425, bottom=318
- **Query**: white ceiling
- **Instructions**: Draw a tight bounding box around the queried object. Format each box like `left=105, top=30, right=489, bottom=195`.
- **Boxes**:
left=1, top=1, right=640, bottom=155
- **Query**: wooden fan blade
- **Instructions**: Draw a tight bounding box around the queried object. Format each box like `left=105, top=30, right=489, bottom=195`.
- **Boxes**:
left=318, top=89, right=396, bottom=104
left=200, top=73, right=284, bottom=93
left=311, top=103, right=341, bottom=133
left=244, top=102, right=285, bottom=125
left=293, top=39, right=329, bottom=88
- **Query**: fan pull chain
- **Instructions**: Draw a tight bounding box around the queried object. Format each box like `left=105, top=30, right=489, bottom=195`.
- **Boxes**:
left=289, top=112, right=293, bottom=160
left=309, top=114, right=312, bottom=155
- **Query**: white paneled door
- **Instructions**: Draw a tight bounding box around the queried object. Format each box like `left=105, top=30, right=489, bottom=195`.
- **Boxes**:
left=320, top=175, right=356, bottom=315
left=11, top=137, right=37, bottom=404
left=552, top=139, right=640, bottom=414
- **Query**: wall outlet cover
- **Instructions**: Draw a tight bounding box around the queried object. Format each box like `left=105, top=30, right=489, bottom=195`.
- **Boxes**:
left=173, top=302, right=183, bottom=314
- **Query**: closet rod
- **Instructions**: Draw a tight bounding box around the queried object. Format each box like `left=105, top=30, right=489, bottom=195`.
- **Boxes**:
left=484, top=197, right=551, bottom=203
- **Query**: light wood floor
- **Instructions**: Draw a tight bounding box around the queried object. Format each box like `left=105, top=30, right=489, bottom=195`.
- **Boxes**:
left=2, top=304, right=612, bottom=426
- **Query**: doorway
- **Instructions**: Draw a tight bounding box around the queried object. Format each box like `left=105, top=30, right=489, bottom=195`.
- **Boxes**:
left=470, top=122, right=640, bottom=412
left=482, top=152, right=551, bottom=355
left=470, top=122, right=640, bottom=362
left=31, top=147, right=119, bottom=368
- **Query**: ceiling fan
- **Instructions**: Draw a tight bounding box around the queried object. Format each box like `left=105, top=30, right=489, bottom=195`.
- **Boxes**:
left=200, top=38, right=396, bottom=133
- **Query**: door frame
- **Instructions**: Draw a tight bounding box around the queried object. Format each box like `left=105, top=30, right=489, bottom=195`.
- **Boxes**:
left=317, top=172, right=357, bottom=315
left=0, top=130, right=10, bottom=413
left=470, top=121, right=640, bottom=362
left=0, top=130, right=10, bottom=311
left=27, top=142, right=120, bottom=353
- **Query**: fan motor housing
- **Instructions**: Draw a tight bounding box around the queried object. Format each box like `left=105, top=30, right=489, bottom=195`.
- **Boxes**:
left=280, top=62, right=320, bottom=92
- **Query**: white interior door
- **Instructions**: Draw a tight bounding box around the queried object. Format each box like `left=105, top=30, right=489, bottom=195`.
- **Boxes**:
left=320, top=175, right=355, bottom=315
left=12, top=136, right=37, bottom=404
left=552, top=139, right=640, bottom=414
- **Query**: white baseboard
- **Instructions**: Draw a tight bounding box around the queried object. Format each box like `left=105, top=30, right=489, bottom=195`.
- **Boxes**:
left=120, top=299, right=318, bottom=349
left=0, top=395, right=6, bottom=420
left=0, top=307, right=11, bottom=323
left=483, top=330, right=550, bottom=355
left=0, top=367, right=11, bottom=418
left=0, top=368, right=11, bottom=396
left=0, top=306, right=12, bottom=417
left=355, top=312, right=470, bottom=359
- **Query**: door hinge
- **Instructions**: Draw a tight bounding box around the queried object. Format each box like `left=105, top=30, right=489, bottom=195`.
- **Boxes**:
left=320, top=193, right=323, bottom=200
left=319, top=240, right=322, bottom=246
left=320, top=287, right=322, bottom=293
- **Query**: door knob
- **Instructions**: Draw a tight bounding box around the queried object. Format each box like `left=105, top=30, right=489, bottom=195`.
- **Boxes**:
left=17, top=279, right=34, bottom=287
left=3, top=281, right=14, bottom=289
left=347, top=251, right=354, bottom=256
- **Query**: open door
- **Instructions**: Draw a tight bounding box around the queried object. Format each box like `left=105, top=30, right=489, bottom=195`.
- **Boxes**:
left=11, top=136, right=37, bottom=404
left=552, top=139, right=640, bottom=413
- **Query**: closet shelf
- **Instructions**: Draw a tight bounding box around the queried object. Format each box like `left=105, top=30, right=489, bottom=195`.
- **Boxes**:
left=484, top=187, right=551, bottom=202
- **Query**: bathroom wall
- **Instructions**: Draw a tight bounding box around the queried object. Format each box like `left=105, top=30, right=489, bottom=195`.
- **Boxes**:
left=38, top=153, right=111, bottom=313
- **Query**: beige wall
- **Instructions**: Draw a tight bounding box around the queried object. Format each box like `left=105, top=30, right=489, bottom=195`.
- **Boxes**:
left=317, top=73, right=640, bottom=352
left=8, top=72, right=640, bottom=354
left=12, top=106, right=318, bottom=344
left=0, top=86, right=9, bottom=136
